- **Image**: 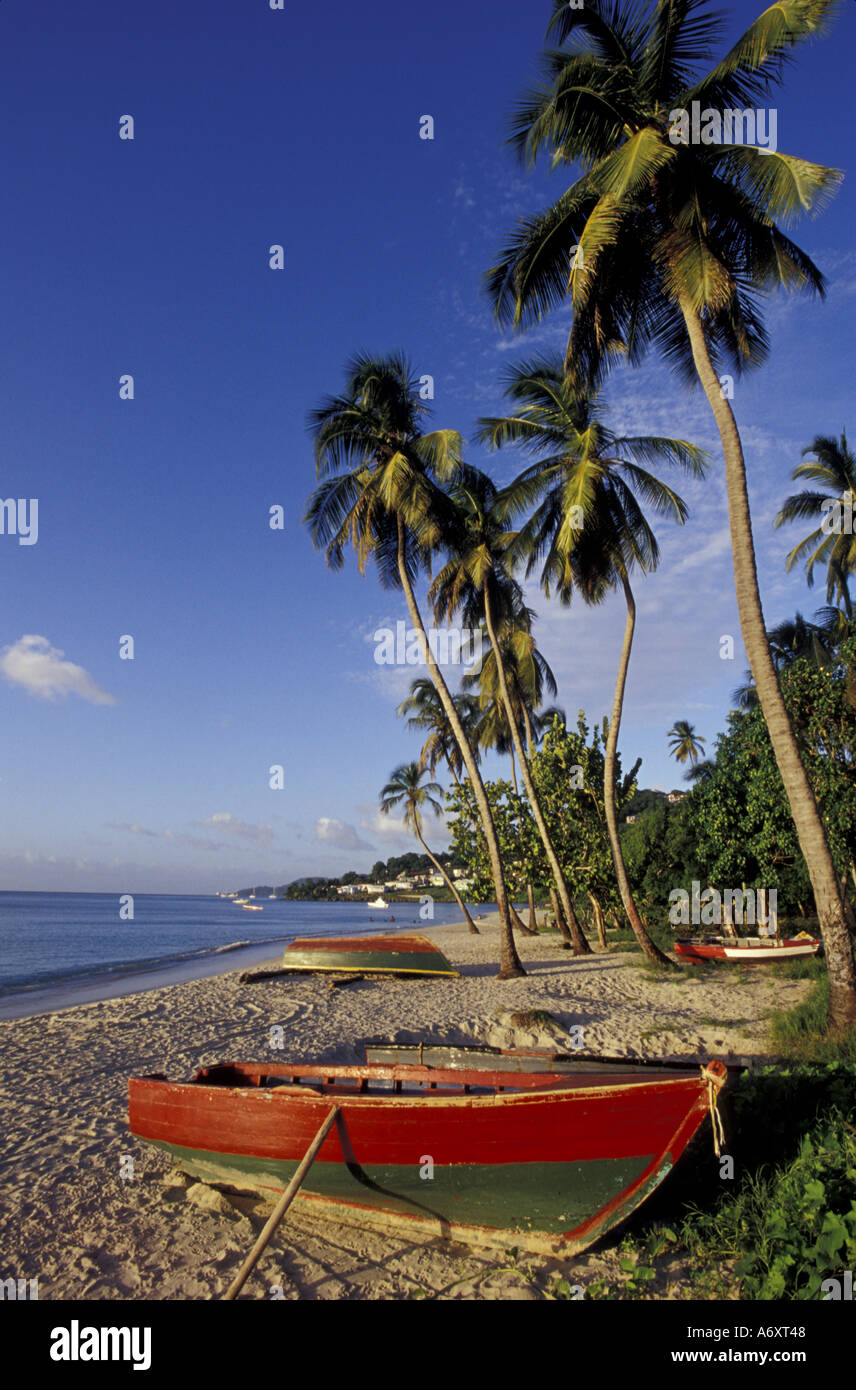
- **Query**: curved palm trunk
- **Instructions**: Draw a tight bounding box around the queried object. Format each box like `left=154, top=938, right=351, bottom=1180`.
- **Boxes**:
left=510, top=903, right=534, bottom=934
left=682, top=299, right=856, bottom=1031
left=603, top=575, right=674, bottom=967
left=396, top=520, right=524, bottom=977
left=507, top=748, right=538, bottom=936
left=483, top=587, right=591, bottom=955
left=549, top=884, right=573, bottom=944
left=522, top=711, right=543, bottom=933
left=586, top=890, right=608, bottom=950
left=413, top=827, right=478, bottom=934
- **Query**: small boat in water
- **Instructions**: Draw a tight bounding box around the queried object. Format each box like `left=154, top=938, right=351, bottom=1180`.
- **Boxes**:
left=128, top=1056, right=727, bottom=1255
left=674, top=934, right=821, bottom=963
left=366, top=897, right=388, bottom=909
left=242, top=904, right=263, bottom=911
left=281, top=933, right=458, bottom=977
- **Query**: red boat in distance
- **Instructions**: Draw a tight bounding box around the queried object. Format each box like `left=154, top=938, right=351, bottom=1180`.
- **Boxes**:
left=674, top=935, right=821, bottom=963
left=129, top=1057, right=728, bottom=1256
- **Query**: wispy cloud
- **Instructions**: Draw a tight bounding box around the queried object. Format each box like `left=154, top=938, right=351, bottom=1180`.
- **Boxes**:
left=107, top=821, right=225, bottom=852
left=198, top=813, right=274, bottom=844
left=0, top=635, right=115, bottom=705
left=107, top=821, right=159, bottom=838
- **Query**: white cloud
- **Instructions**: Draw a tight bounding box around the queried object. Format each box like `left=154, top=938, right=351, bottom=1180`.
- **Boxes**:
left=359, top=805, right=448, bottom=850
left=315, top=817, right=374, bottom=852
left=0, top=635, right=116, bottom=705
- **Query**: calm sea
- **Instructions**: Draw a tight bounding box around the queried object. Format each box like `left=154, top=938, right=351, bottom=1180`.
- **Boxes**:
left=0, top=892, right=486, bottom=1020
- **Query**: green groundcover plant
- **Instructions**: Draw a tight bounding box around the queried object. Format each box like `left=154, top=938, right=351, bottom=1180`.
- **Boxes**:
left=677, top=1064, right=856, bottom=1299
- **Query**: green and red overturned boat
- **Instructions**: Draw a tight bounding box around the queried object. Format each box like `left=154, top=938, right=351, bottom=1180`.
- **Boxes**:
left=280, top=933, right=459, bottom=977
left=128, top=1057, right=728, bottom=1256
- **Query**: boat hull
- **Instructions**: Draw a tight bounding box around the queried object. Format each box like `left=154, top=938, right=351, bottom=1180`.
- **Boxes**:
left=674, top=937, right=820, bottom=962
left=281, top=934, right=459, bottom=977
left=129, top=1059, right=726, bottom=1255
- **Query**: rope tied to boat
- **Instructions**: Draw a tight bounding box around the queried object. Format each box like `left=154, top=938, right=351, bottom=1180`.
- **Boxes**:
left=702, top=1062, right=727, bottom=1159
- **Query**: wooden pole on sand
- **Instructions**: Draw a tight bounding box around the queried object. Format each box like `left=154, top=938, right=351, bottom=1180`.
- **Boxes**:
left=222, top=1105, right=341, bottom=1300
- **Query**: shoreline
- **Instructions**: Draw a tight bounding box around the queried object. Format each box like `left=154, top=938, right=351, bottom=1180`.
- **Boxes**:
left=0, top=910, right=490, bottom=1023
left=0, top=917, right=813, bottom=1300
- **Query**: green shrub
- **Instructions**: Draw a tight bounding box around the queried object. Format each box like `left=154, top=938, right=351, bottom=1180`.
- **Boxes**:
left=680, top=1108, right=856, bottom=1299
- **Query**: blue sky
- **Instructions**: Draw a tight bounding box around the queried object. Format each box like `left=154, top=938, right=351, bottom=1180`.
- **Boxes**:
left=1, top=0, right=854, bottom=893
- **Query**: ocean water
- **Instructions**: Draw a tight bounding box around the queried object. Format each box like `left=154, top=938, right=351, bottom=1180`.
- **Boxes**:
left=0, top=892, right=486, bottom=1020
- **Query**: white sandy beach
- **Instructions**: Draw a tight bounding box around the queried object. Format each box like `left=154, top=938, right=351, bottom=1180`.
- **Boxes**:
left=0, top=919, right=811, bottom=1300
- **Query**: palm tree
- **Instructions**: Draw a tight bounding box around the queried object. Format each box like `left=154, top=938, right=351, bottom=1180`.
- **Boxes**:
left=464, top=605, right=555, bottom=784
left=486, top=0, right=856, bottom=1029
left=668, top=721, right=706, bottom=767
left=430, top=465, right=592, bottom=953
left=775, top=432, right=856, bottom=609
left=479, top=357, right=704, bottom=965
left=397, top=679, right=481, bottom=784
left=466, top=619, right=558, bottom=935
left=304, top=352, right=524, bottom=976
left=733, top=609, right=841, bottom=707
left=379, top=763, right=478, bottom=933
left=684, top=758, right=716, bottom=785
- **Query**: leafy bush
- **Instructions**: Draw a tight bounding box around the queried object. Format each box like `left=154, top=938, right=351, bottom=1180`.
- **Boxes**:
left=680, top=1109, right=856, bottom=1299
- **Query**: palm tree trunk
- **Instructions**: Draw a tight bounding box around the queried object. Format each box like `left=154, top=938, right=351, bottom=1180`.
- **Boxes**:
left=506, top=748, right=538, bottom=936
left=523, top=690, right=589, bottom=944
left=587, top=890, right=607, bottom=949
left=414, top=828, right=479, bottom=934
left=527, top=881, right=537, bottom=931
left=396, top=519, right=524, bottom=977
left=603, top=575, right=674, bottom=966
left=549, top=885, right=572, bottom=944
left=483, top=586, right=591, bottom=955
left=681, top=298, right=856, bottom=1031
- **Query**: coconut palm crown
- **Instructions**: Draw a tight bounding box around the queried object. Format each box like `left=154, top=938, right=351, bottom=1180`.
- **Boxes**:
left=775, top=432, right=856, bottom=610
left=668, top=720, right=707, bottom=766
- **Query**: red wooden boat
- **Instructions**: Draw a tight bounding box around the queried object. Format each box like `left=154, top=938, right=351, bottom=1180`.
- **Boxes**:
left=674, top=935, right=821, bottom=963
left=129, top=1057, right=727, bottom=1255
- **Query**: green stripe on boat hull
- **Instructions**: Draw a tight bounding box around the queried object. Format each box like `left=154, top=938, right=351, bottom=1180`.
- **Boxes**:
left=282, top=949, right=458, bottom=975
left=150, top=1140, right=654, bottom=1237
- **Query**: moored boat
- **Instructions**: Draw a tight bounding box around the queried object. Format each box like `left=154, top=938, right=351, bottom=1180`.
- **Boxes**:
left=366, top=897, right=388, bottom=909
left=128, top=1057, right=727, bottom=1256
left=281, top=933, right=459, bottom=977
left=674, top=934, right=821, bottom=963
